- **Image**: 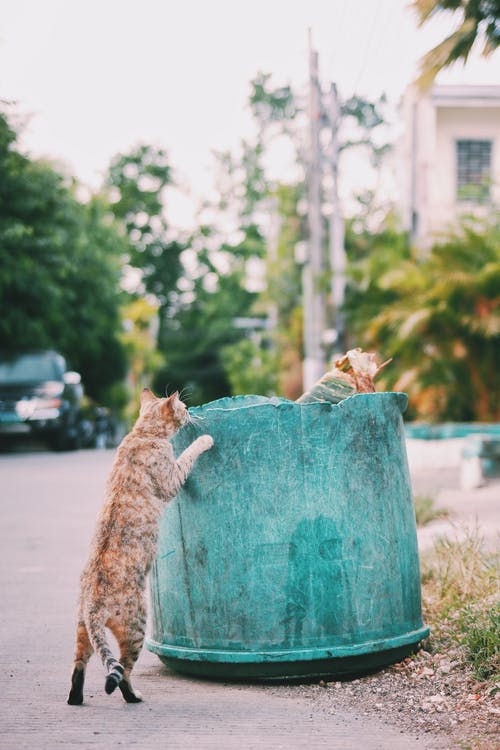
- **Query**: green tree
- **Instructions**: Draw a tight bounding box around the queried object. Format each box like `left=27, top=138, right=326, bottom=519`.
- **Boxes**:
left=0, top=111, right=127, bottom=404
left=214, top=75, right=305, bottom=398
left=346, top=215, right=500, bottom=421
left=59, top=196, right=129, bottom=404
left=344, top=214, right=413, bottom=343
left=150, top=74, right=284, bottom=404
left=105, top=144, right=184, bottom=304
left=154, top=225, right=261, bottom=405
left=260, top=183, right=304, bottom=398
left=414, top=0, right=500, bottom=88
left=120, top=297, right=163, bottom=421
left=245, top=73, right=390, bottom=386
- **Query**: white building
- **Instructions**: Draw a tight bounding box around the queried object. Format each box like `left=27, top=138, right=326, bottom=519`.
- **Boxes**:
left=399, top=84, right=500, bottom=245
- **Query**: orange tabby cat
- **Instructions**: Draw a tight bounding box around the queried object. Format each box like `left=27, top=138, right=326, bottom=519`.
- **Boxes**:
left=67, top=388, right=213, bottom=705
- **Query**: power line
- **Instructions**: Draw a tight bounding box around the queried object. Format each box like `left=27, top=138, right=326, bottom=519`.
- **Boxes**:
left=328, top=0, right=350, bottom=73
left=352, top=0, right=391, bottom=94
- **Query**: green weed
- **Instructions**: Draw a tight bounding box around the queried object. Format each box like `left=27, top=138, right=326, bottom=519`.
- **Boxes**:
left=413, top=493, right=448, bottom=527
left=459, top=602, right=500, bottom=680
left=421, top=527, right=500, bottom=681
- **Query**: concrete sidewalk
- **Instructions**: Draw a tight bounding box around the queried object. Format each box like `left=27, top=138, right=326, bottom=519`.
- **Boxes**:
left=407, top=438, right=500, bottom=551
left=416, top=479, right=500, bottom=551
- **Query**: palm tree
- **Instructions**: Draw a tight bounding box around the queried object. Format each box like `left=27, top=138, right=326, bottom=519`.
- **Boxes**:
left=414, top=0, right=500, bottom=88
left=347, top=217, right=500, bottom=421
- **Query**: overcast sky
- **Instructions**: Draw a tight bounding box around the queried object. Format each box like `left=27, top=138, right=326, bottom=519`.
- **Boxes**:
left=2, top=0, right=500, bottom=223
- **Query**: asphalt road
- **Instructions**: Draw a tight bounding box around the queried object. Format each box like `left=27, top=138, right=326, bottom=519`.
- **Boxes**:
left=0, top=446, right=450, bottom=749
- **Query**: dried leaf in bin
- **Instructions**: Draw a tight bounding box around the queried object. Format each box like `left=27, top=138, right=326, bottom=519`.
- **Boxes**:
left=297, top=348, right=392, bottom=404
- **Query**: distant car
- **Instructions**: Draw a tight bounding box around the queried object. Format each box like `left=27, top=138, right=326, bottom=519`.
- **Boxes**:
left=0, top=350, right=84, bottom=450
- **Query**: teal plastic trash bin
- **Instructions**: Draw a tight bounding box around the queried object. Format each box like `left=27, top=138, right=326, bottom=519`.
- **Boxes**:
left=147, top=392, right=429, bottom=679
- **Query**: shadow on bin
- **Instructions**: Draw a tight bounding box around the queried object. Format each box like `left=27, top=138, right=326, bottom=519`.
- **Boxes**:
left=146, top=392, right=429, bottom=680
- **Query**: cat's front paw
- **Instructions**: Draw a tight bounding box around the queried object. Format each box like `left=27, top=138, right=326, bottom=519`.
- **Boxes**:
left=196, top=434, right=214, bottom=452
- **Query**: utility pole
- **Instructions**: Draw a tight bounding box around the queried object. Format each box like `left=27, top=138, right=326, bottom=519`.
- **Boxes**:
left=327, top=82, right=347, bottom=353
left=303, top=30, right=326, bottom=390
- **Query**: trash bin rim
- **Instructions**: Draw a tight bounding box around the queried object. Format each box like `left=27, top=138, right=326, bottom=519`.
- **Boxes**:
left=187, top=391, right=408, bottom=416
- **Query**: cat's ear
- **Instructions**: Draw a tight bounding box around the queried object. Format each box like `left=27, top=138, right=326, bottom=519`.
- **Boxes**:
left=140, top=388, right=156, bottom=411
left=162, top=391, right=180, bottom=419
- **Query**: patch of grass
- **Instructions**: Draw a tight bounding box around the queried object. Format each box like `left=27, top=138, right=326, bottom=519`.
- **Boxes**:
left=421, top=527, right=500, bottom=681
left=459, top=602, right=500, bottom=680
left=413, top=493, right=449, bottom=527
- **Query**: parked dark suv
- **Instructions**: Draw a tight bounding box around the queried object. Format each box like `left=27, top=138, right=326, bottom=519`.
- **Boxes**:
left=0, top=350, right=84, bottom=450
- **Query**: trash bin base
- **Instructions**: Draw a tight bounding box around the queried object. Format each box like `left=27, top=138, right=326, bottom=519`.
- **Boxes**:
left=147, top=626, right=429, bottom=681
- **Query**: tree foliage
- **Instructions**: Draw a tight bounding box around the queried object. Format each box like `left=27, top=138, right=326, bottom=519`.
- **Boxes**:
left=345, top=216, right=500, bottom=421
left=105, top=144, right=183, bottom=303
left=120, top=297, right=163, bottom=421
left=154, top=230, right=259, bottom=404
left=103, top=144, right=188, bottom=407
left=0, top=111, right=127, bottom=404
left=260, top=184, right=304, bottom=399
left=414, top=0, right=500, bottom=88
left=150, top=74, right=291, bottom=405
left=192, top=73, right=390, bottom=403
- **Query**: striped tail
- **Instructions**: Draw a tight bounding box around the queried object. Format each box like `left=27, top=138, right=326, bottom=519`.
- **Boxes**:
left=105, top=662, right=124, bottom=694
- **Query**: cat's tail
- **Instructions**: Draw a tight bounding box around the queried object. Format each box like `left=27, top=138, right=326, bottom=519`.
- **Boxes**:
left=105, top=663, right=124, bottom=695
left=86, top=608, right=124, bottom=695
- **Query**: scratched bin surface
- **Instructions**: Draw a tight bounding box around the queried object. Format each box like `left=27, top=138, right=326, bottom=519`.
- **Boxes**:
left=147, top=392, right=429, bottom=679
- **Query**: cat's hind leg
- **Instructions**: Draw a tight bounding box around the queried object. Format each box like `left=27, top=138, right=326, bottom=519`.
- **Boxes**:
left=67, top=621, right=93, bottom=705
left=108, top=610, right=146, bottom=703
left=86, top=608, right=124, bottom=696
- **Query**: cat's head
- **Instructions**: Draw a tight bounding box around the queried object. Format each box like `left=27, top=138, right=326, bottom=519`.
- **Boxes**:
left=135, top=388, right=189, bottom=437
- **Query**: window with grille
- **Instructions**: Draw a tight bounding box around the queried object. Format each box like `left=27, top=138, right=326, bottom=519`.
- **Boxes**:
left=456, top=139, right=492, bottom=202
